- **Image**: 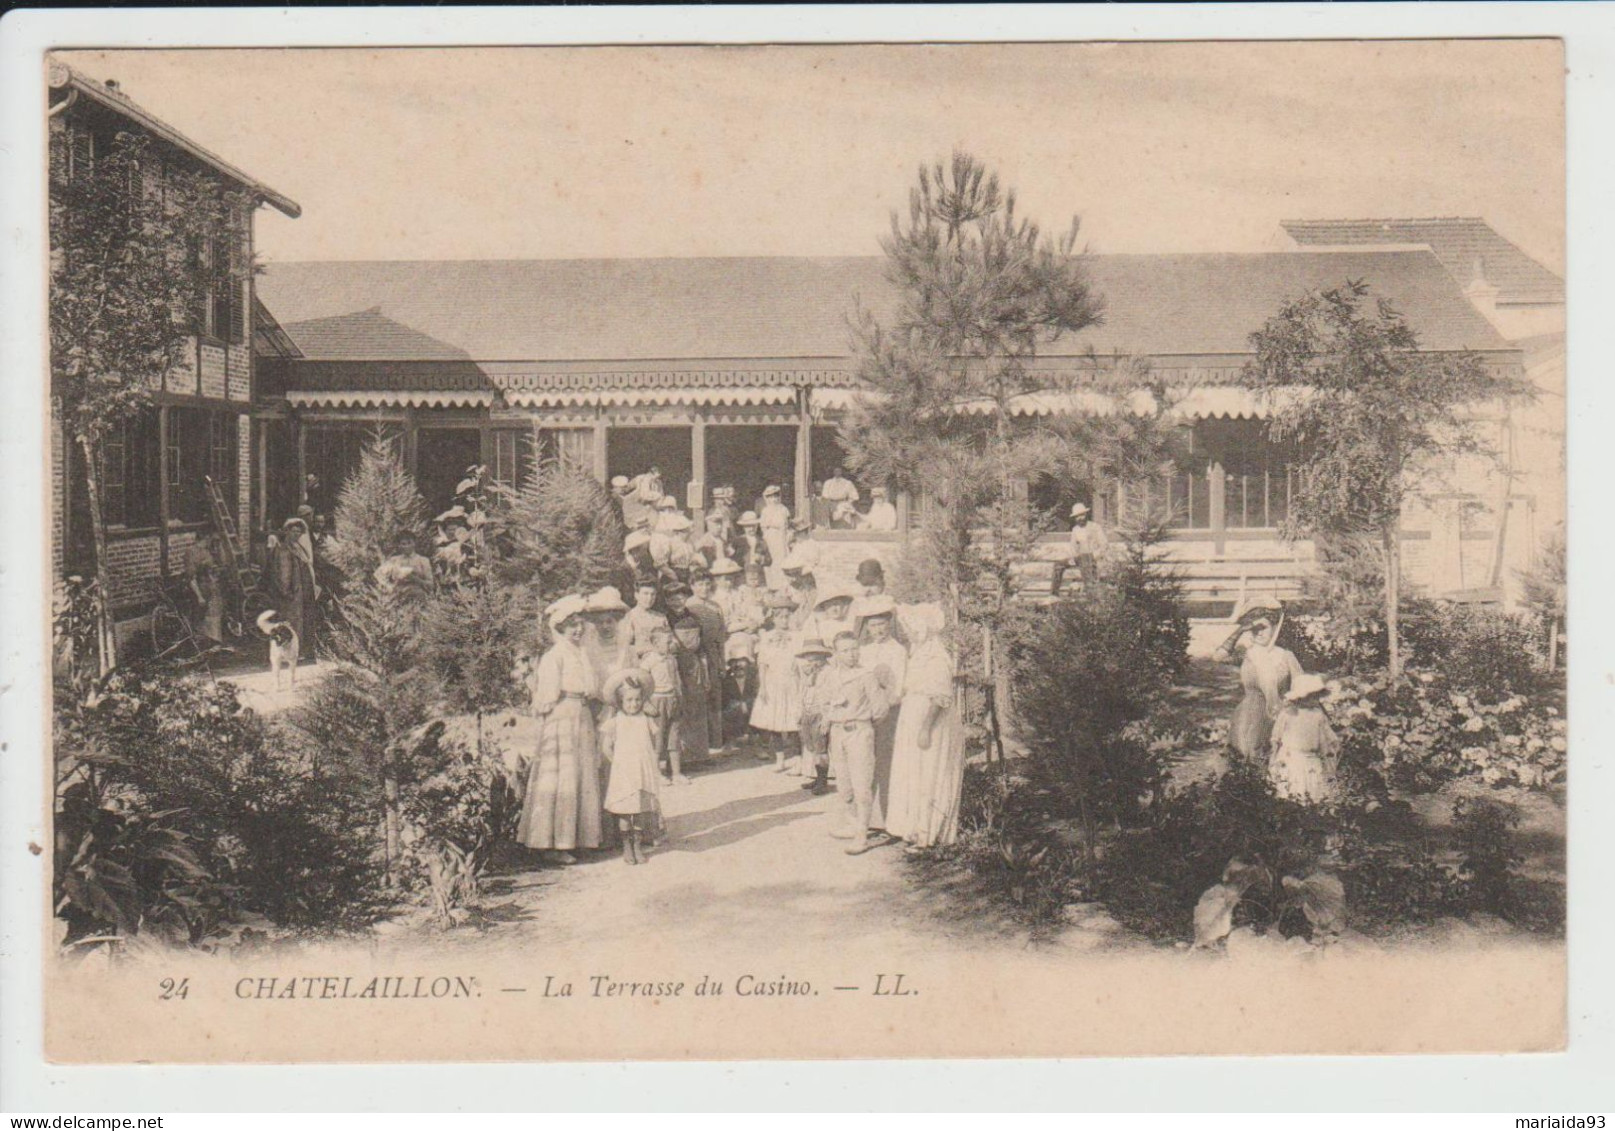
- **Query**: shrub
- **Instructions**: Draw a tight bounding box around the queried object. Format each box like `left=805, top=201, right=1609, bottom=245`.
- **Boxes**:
left=1451, top=796, right=1524, bottom=917
left=326, top=433, right=429, bottom=586
left=1328, top=671, right=1565, bottom=792
left=55, top=671, right=389, bottom=937
left=1403, top=603, right=1551, bottom=702
left=498, top=456, right=625, bottom=602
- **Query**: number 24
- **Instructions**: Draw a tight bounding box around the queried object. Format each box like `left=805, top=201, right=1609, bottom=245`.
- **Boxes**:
left=158, top=977, right=190, bottom=1001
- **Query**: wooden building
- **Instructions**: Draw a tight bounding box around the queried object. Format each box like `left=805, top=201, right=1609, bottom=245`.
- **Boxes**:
left=253, top=250, right=1529, bottom=611
left=48, top=63, right=300, bottom=628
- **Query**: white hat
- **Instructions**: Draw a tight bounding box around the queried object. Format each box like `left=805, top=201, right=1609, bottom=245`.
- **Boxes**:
left=663, top=512, right=693, bottom=532
left=601, top=667, right=652, bottom=705
left=546, top=593, right=589, bottom=629
left=763, top=484, right=782, bottom=497
left=709, top=557, right=742, bottom=577
left=1070, top=502, right=1090, bottom=518
left=794, top=637, right=832, bottom=659
left=657, top=495, right=678, bottom=510
left=610, top=475, right=630, bottom=489
left=585, top=586, right=628, bottom=614
left=737, top=510, right=760, bottom=527
left=1286, top=673, right=1327, bottom=701
left=814, top=584, right=857, bottom=610
left=851, top=594, right=896, bottom=619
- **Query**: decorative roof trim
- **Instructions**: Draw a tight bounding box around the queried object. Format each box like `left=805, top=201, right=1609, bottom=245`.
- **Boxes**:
left=504, top=386, right=800, bottom=409
left=287, top=390, right=496, bottom=409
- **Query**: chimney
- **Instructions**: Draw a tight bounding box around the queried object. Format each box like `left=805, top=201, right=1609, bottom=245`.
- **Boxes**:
left=1464, top=255, right=1503, bottom=328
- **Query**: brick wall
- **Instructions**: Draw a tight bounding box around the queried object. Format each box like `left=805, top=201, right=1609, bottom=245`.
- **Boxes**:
left=237, top=414, right=253, bottom=538
left=104, top=533, right=162, bottom=609
left=200, top=342, right=227, bottom=399
left=166, top=341, right=197, bottom=394
left=227, top=344, right=252, bottom=401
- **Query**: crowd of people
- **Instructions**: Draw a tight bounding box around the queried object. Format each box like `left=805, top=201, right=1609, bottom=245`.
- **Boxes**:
left=518, top=472, right=966, bottom=867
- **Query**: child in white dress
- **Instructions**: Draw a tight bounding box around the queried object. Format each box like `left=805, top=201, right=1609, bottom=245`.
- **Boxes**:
left=1269, top=672, right=1341, bottom=804
left=600, top=669, right=664, bottom=865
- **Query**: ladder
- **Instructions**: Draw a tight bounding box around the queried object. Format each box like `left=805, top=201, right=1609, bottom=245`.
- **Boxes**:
left=203, top=475, right=250, bottom=592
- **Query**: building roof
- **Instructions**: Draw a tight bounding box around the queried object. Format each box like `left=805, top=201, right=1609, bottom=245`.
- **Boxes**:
left=1280, top=218, right=1562, bottom=306
left=257, top=250, right=1514, bottom=369
left=282, top=308, right=471, bottom=361
left=48, top=61, right=301, bottom=219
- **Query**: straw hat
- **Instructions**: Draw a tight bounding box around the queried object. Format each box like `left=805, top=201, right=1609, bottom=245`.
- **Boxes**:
left=1286, top=673, right=1328, bottom=702
left=814, top=584, right=857, bottom=610
left=610, top=475, right=630, bottom=489
left=763, top=484, right=782, bottom=498
left=737, top=510, right=760, bottom=527
left=795, top=637, right=832, bottom=659
left=585, top=586, right=628, bottom=614
left=710, top=557, right=742, bottom=577
left=663, top=512, right=693, bottom=532
left=1070, top=502, right=1090, bottom=518
left=545, top=593, right=589, bottom=630
left=601, top=667, right=652, bottom=705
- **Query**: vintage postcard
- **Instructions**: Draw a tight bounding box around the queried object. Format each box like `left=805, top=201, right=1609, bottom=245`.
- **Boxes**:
left=34, top=38, right=1566, bottom=1065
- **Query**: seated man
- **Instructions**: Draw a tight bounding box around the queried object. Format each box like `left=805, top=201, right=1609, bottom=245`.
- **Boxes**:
left=864, top=487, right=898, bottom=532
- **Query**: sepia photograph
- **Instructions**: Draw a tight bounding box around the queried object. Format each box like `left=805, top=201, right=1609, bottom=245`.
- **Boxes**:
left=22, top=33, right=1577, bottom=1067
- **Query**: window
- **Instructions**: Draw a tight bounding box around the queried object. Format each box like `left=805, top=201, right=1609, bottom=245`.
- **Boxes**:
left=100, top=409, right=161, bottom=529
left=1203, top=418, right=1295, bottom=530
left=207, top=412, right=239, bottom=517
left=194, top=211, right=247, bottom=343
left=491, top=429, right=541, bottom=491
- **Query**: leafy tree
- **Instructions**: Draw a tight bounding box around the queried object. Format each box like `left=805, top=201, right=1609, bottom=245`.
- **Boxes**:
left=1241, top=280, right=1534, bottom=676
left=841, top=151, right=1180, bottom=755
left=50, top=125, right=254, bottom=675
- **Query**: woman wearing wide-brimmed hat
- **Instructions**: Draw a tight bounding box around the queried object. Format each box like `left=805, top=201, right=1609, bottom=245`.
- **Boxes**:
left=884, top=603, right=963, bottom=849
left=1215, top=601, right=1304, bottom=764
left=516, top=594, right=603, bottom=864
left=270, top=515, right=318, bottom=659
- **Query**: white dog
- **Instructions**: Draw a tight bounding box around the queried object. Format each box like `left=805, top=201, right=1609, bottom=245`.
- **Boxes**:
left=256, top=609, right=300, bottom=690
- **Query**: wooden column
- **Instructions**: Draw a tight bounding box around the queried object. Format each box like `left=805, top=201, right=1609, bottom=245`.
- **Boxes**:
left=795, top=391, right=812, bottom=518
left=592, top=411, right=609, bottom=484
left=690, top=415, right=707, bottom=520
left=254, top=418, right=268, bottom=536
left=1209, top=459, right=1227, bottom=556
left=157, top=405, right=171, bottom=583
left=897, top=490, right=912, bottom=540
left=295, top=414, right=308, bottom=507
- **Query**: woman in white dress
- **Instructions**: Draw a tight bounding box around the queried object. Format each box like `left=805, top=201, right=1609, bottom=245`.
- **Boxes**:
left=758, top=485, right=792, bottom=589
left=517, top=594, right=603, bottom=864
left=884, top=603, right=963, bottom=849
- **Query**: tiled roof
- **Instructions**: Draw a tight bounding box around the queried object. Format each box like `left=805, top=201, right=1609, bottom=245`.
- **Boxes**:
left=255, top=250, right=1515, bottom=379
left=1281, top=218, right=1563, bottom=306
left=281, top=308, right=471, bottom=361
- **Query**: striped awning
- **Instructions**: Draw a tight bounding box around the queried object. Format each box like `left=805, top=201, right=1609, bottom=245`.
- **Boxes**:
left=504, top=386, right=800, bottom=409
left=286, top=390, right=497, bottom=409
left=814, top=385, right=1299, bottom=420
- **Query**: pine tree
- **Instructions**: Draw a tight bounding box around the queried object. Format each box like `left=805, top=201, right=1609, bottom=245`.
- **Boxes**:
left=326, top=431, right=429, bottom=587
left=842, top=152, right=1179, bottom=761
left=497, top=450, right=626, bottom=609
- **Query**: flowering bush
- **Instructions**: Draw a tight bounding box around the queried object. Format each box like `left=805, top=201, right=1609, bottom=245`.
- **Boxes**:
left=1327, top=670, right=1565, bottom=794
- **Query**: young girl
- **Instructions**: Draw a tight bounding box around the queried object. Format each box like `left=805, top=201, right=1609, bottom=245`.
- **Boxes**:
left=599, top=669, right=665, bottom=865
left=1269, top=672, right=1341, bottom=804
